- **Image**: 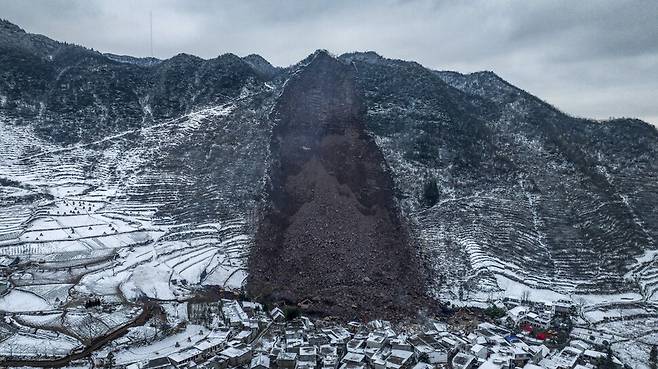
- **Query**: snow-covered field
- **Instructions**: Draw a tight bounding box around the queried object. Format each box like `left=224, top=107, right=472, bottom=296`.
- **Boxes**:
left=111, top=323, right=209, bottom=365
left=592, top=316, right=658, bottom=369
left=0, top=330, right=81, bottom=358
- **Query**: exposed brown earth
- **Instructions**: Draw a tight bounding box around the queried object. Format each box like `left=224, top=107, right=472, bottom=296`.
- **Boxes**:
left=247, top=52, right=427, bottom=321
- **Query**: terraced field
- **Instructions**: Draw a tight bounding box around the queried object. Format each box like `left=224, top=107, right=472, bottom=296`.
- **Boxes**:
left=0, top=84, right=273, bottom=357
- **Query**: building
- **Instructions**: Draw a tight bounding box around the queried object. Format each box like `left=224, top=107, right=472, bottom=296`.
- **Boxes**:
left=452, top=353, right=476, bottom=369
left=552, top=300, right=574, bottom=315
left=277, top=352, right=299, bottom=369
left=271, top=307, right=286, bottom=322
left=222, top=300, right=250, bottom=328
left=320, top=345, right=340, bottom=369
left=384, top=349, right=414, bottom=369
left=168, top=348, right=203, bottom=368
left=220, top=344, right=252, bottom=367
left=251, top=353, right=271, bottom=369
left=470, top=344, right=487, bottom=360
left=188, top=302, right=222, bottom=325
left=194, top=334, right=230, bottom=358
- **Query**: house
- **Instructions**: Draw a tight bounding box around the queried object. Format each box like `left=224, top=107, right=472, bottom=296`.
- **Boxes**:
left=539, top=347, right=582, bottom=369
left=222, top=299, right=249, bottom=328
left=144, top=356, right=174, bottom=369
left=188, top=302, right=222, bottom=325
left=220, top=344, right=252, bottom=367
left=339, top=363, right=367, bottom=369
left=411, top=363, right=432, bottom=369
left=194, top=334, right=229, bottom=358
left=299, top=346, right=318, bottom=362
left=323, top=328, right=351, bottom=351
left=235, top=329, right=255, bottom=343
left=298, top=346, right=318, bottom=369
left=308, top=332, right=331, bottom=346
left=347, top=339, right=366, bottom=354
left=277, top=352, right=299, bottom=369
left=390, top=337, right=413, bottom=352
left=452, top=353, right=476, bottom=369
left=582, top=350, right=623, bottom=367
left=242, top=301, right=263, bottom=316
left=476, top=357, right=511, bottom=369
left=385, top=349, right=414, bottom=369
left=408, top=334, right=451, bottom=365
left=471, top=344, right=488, bottom=360
left=371, top=346, right=391, bottom=369
left=341, top=352, right=366, bottom=365
left=511, top=346, right=532, bottom=367
left=569, top=340, right=590, bottom=352
left=527, top=345, right=550, bottom=363
left=367, top=331, right=389, bottom=349
left=415, top=344, right=448, bottom=365
left=0, top=256, right=19, bottom=268
left=168, top=348, right=203, bottom=367
left=518, top=312, right=551, bottom=330
left=339, top=352, right=367, bottom=369
left=320, top=345, right=340, bottom=369
left=271, top=307, right=286, bottom=322
left=202, top=356, right=229, bottom=369
left=347, top=322, right=362, bottom=332
left=301, top=316, right=315, bottom=330
left=552, top=300, right=573, bottom=315
left=251, top=353, right=271, bottom=369
left=505, top=306, right=529, bottom=327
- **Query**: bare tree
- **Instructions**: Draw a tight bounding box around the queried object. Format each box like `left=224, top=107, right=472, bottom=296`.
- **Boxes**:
left=521, top=290, right=531, bottom=303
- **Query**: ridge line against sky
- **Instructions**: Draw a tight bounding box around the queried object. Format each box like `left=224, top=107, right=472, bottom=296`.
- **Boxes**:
left=1, top=0, right=657, bottom=126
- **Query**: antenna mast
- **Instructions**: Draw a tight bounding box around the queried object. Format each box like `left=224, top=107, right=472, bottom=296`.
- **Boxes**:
left=150, top=11, right=153, bottom=57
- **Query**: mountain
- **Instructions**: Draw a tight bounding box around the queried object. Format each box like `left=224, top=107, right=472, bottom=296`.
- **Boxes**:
left=340, top=52, right=658, bottom=304
left=0, top=19, right=269, bottom=143
left=1, top=20, right=658, bottom=320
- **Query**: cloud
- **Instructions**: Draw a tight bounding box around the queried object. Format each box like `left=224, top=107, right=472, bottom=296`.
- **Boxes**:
left=0, top=0, right=656, bottom=125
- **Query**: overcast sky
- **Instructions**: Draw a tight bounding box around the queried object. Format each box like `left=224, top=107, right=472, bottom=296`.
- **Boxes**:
left=2, top=0, right=657, bottom=125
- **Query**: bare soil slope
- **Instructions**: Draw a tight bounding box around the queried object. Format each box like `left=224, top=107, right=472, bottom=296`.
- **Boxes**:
left=247, top=52, right=426, bottom=320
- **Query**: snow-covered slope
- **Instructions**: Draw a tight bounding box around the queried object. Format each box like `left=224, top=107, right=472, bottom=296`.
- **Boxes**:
left=341, top=52, right=658, bottom=304
left=0, top=78, right=277, bottom=306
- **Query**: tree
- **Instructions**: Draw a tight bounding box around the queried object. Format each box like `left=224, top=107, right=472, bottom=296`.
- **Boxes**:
left=484, top=305, right=506, bottom=320
left=597, top=346, right=615, bottom=369
left=422, top=177, right=440, bottom=207
left=106, top=352, right=115, bottom=369
left=521, top=290, right=531, bottom=303
left=284, top=306, right=301, bottom=321
left=650, top=345, right=657, bottom=369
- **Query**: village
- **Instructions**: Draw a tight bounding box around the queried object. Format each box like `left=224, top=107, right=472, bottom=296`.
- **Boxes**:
left=7, top=294, right=623, bottom=369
